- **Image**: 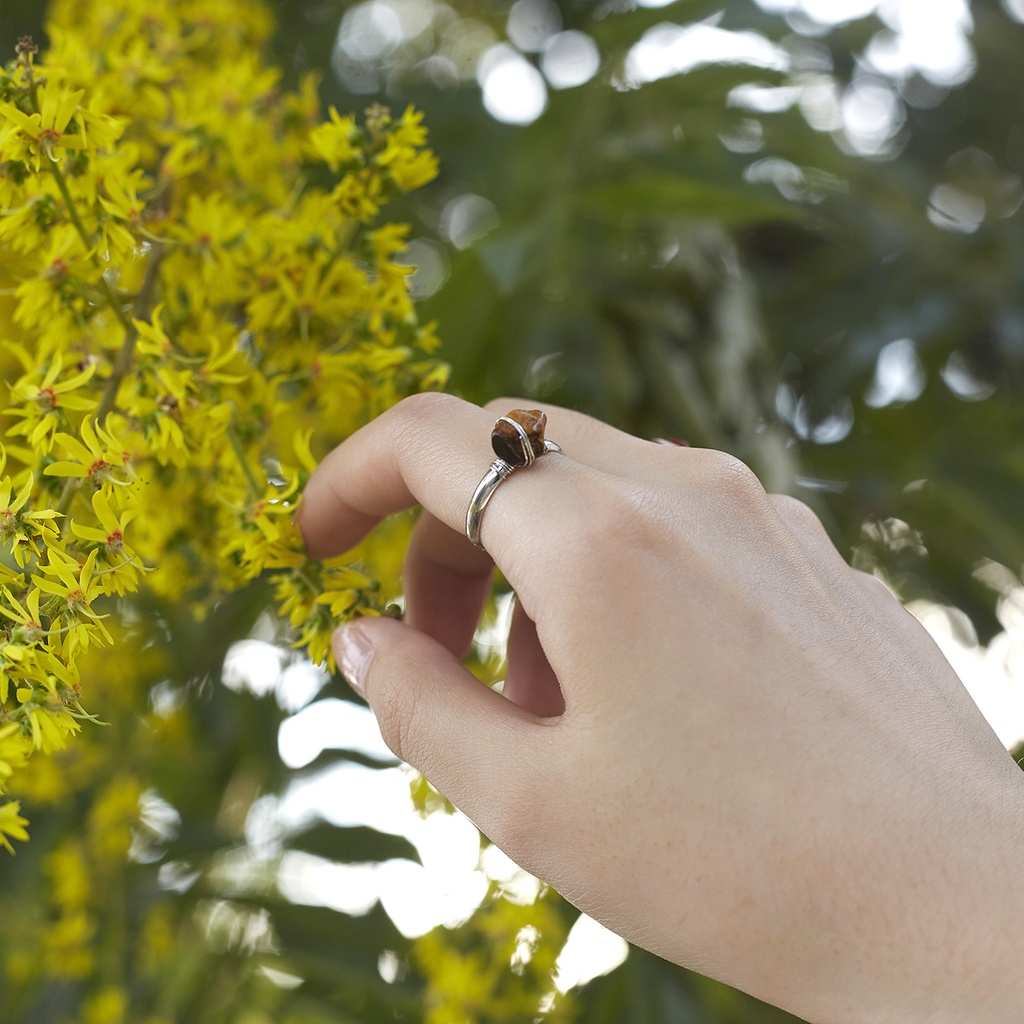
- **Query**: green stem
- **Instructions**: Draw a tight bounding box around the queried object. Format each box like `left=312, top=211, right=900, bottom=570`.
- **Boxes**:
left=95, top=247, right=165, bottom=422
left=26, top=70, right=153, bottom=345
left=54, top=479, right=78, bottom=520
left=25, top=74, right=166, bottom=521
left=55, top=247, right=165, bottom=522
left=23, top=79, right=110, bottom=279
left=226, top=425, right=263, bottom=501
left=44, top=157, right=138, bottom=335
left=46, top=156, right=100, bottom=252
left=295, top=565, right=321, bottom=596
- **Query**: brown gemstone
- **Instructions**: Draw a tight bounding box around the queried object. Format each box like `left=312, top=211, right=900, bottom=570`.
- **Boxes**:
left=491, top=408, right=547, bottom=466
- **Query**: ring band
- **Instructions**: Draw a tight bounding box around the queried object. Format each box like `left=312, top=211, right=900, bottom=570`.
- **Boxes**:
left=465, top=409, right=562, bottom=550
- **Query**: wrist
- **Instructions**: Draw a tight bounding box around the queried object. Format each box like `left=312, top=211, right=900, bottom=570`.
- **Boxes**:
left=796, top=756, right=1024, bottom=1024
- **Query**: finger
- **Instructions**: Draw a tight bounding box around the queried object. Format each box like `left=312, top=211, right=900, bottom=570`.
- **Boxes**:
left=298, top=393, right=592, bottom=569
left=503, top=595, right=565, bottom=717
left=404, top=509, right=492, bottom=658
left=482, top=396, right=695, bottom=483
left=769, top=493, right=847, bottom=569
left=302, top=394, right=668, bottom=627
left=331, top=616, right=550, bottom=834
left=397, top=398, right=704, bottom=647
left=299, top=393, right=705, bottom=562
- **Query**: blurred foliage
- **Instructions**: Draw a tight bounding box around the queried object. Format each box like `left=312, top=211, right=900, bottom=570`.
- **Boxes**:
left=268, top=0, right=1024, bottom=642
left=2, top=0, right=1024, bottom=1022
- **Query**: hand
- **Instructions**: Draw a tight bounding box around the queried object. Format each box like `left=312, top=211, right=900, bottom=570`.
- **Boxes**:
left=298, top=393, right=1024, bottom=1024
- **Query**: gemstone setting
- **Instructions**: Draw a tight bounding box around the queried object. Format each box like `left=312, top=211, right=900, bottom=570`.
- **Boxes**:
left=491, top=409, right=547, bottom=467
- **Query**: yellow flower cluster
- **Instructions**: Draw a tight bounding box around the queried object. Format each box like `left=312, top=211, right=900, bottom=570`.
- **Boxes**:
left=1, top=618, right=189, bottom=1001
left=415, top=884, right=576, bottom=1024
left=0, top=0, right=444, bottom=851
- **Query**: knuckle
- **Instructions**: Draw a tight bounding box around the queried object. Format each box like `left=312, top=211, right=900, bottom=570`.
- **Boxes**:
left=386, top=391, right=462, bottom=464
left=701, top=450, right=768, bottom=508
left=387, top=390, right=460, bottom=435
left=568, top=480, right=674, bottom=567
left=772, top=493, right=825, bottom=533
left=852, top=568, right=896, bottom=601
left=575, top=493, right=626, bottom=545
left=771, top=494, right=847, bottom=568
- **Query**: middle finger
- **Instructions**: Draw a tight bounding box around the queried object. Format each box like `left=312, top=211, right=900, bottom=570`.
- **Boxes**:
left=402, top=398, right=690, bottom=657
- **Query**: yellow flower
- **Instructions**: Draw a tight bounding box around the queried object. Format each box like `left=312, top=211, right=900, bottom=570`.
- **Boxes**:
left=369, top=221, right=410, bottom=263
left=9, top=231, right=101, bottom=332
left=45, top=839, right=92, bottom=910
left=70, top=491, right=144, bottom=596
left=0, top=121, right=29, bottom=208
left=97, top=162, right=152, bottom=255
left=132, top=306, right=174, bottom=359
left=0, top=82, right=87, bottom=169
left=5, top=353, right=98, bottom=452
left=377, top=106, right=439, bottom=192
left=0, top=724, right=31, bottom=787
left=0, top=462, right=61, bottom=567
left=0, top=585, right=45, bottom=644
left=25, top=705, right=81, bottom=754
left=45, top=417, right=135, bottom=492
left=32, top=548, right=113, bottom=647
left=88, top=776, right=141, bottom=859
left=309, top=106, right=361, bottom=171
left=83, top=986, right=128, bottom=1024
left=0, top=799, right=29, bottom=853
left=0, top=0, right=446, bottom=862
left=42, top=908, right=96, bottom=978
left=218, top=470, right=307, bottom=579
left=176, top=192, right=247, bottom=253
left=14, top=352, right=98, bottom=408
left=331, top=170, right=384, bottom=222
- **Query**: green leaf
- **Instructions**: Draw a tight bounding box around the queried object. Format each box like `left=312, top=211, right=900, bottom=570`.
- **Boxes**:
left=629, top=62, right=788, bottom=107
left=476, top=222, right=550, bottom=293
left=579, top=174, right=800, bottom=224
left=589, top=0, right=733, bottom=51
left=287, top=823, right=420, bottom=865
left=297, top=747, right=401, bottom=774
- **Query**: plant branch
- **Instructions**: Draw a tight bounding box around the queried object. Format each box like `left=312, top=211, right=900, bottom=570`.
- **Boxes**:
left=227, top=425, right=264, bottom=501
left=96, top=246, right=165, bottom=423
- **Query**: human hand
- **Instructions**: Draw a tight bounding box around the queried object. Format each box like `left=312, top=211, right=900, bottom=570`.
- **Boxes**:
left=298, top=393, right=1024, bottom=1024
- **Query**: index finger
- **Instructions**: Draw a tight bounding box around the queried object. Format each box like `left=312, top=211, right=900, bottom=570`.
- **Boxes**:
left=296, top=392, right=597, bottom=574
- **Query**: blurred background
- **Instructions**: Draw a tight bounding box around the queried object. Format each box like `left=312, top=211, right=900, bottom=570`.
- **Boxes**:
left=2, top=0, right=1023, bottom=1021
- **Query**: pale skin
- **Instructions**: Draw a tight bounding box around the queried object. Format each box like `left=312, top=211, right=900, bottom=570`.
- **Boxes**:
left=297, top=392, right=1024, bottom=1023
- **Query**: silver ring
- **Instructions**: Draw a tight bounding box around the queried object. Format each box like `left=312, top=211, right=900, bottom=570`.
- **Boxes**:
left=465, top=409, right=562, bottom=551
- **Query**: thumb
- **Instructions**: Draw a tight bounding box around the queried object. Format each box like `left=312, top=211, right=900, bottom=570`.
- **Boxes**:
left=332, top=617, right=548, bottom=825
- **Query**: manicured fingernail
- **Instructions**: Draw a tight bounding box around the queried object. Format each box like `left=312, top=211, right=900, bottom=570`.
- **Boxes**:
left=333, top=624, right=374, bottom=697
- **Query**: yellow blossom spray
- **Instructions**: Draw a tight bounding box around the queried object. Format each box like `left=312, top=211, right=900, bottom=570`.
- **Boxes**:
left=0, top=0, right=445, bottom=853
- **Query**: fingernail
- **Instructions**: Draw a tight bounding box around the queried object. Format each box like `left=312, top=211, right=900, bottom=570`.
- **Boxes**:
left=333, top=624, right=374, bottom=697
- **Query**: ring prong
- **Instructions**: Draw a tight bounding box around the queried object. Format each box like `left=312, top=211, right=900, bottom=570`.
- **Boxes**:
left=468, top=408, right=560, bottom=550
